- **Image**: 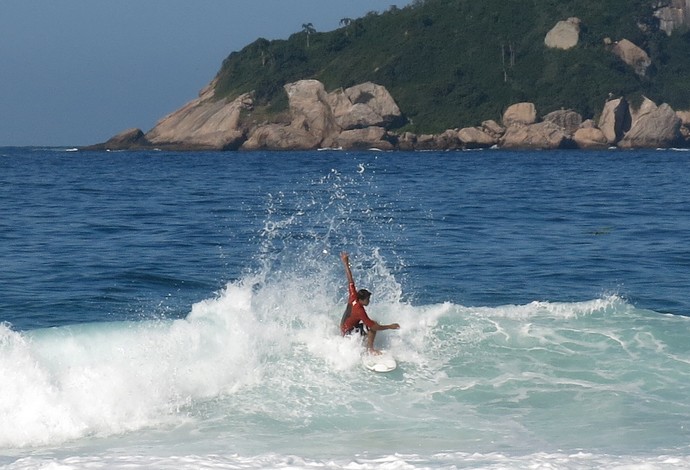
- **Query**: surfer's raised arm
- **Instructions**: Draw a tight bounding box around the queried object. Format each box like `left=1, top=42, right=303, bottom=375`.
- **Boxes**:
left=339, top=251, right=400, bottom=355
left=340, top=252, right=355, bottom=287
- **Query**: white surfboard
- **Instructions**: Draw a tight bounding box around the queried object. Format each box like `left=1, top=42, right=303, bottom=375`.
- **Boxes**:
left=362, top=351, right=397, bottom=373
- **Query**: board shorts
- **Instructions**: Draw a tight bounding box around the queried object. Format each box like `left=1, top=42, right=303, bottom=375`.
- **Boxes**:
left=343, top=322, right=369, bottom=337
left=352, top=322, right=368, bottom=336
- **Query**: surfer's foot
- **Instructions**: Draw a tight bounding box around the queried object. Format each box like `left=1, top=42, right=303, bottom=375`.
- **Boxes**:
left=368, top=348, right=382, bottom=356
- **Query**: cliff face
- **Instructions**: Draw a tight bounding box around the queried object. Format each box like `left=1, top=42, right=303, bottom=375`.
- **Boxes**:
left=85, top=79, right=404, bottom=151
left=86, top=77, right=688, bottom=151
left=144, top=79, right=252, bottom=151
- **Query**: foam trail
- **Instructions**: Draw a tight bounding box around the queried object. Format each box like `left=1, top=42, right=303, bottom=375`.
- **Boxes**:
left=0, top=286, right=267, bottom=448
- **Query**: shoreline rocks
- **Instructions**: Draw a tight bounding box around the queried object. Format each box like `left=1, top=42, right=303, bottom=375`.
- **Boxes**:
left=85, top=79, right=690, bottom=152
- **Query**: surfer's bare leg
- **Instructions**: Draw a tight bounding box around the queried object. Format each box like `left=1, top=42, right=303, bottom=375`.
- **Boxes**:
left=366, top=322, right=400, bottom=354
left=366, top=330, right=381, bottom=354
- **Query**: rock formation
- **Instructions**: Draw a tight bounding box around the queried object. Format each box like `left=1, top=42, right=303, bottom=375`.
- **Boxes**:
left=618, top=99, right=682, bottom=148
left=90, top=78, right=404, bottom=151
left=145, top=79, right=252, bottom=150
left=458, top=127, right=497, bottom=149
left=284, top=79, right=339, bottom=147
left=255, top=80, right=402, bottom=150
left=340, top=82, right=402, bottom=128
left=335, top=127, right=395, bottom=150
left=242, top=124, right=320, bottom=151
left=654, top=0, right=690, bottom=35
left=87, top=79, right=688, bottom=152
left=481, top=120, right=505, bottom=139
left=610, top=39, right=652, bottom=77
left=500, top=121, right=569, bottom=149
left=87, top=128, right=150, bottom=151
left=598, top=98, right=631, bottom=145
left=543, top=109, right=582, bottom=136
left=544, top=18, right=581, bottom=50
left=677, top=110, right=690, bottom=141
left=573, top=121, right=609, bottom=149
left=502, top=102, right=537, bottom=127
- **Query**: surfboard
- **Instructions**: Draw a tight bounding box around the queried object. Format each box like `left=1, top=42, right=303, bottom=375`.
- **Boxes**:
left=362, top=351, right=397, bottom=373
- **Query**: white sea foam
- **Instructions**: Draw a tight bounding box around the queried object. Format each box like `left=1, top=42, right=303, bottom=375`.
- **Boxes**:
left=3, top=282, right=690, bottom=466
left=5, top=451, right=690, bottom=470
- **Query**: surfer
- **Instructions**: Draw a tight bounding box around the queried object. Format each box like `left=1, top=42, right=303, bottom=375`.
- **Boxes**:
left=339, top=252, right=400, bottom=354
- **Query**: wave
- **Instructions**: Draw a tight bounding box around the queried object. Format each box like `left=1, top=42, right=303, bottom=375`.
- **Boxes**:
left=3, top=280, right=689, bottom=451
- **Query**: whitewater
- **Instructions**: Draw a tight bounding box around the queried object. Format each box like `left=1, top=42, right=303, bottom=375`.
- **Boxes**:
left=2, top=148, right=690, bottom=469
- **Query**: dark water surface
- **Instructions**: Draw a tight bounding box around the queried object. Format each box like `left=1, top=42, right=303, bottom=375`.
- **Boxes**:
left=2, top=147, right=690, bottom=330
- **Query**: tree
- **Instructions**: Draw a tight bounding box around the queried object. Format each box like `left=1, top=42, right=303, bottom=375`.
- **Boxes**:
left=255, top=38, right=271, bottom=67
left=340, top=17, right=354, bottom=37
left=302, top=22, right=316, bottom=48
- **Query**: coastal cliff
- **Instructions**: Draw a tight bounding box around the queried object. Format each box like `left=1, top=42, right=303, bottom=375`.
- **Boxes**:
left=86, top=0, right=690, bottom=151
left=87, top=78, right=688, bottom=151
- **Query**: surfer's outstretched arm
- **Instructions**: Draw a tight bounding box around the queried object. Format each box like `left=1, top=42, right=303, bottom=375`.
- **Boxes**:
left=340, top=252, right=355, bottom=286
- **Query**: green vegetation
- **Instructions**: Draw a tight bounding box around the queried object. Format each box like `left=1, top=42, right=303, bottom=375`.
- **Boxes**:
left=213, top=0, right=690, bottom=133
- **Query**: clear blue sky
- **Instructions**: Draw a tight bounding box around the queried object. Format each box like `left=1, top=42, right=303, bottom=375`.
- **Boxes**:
left=0, top=1, right=412, bottom=147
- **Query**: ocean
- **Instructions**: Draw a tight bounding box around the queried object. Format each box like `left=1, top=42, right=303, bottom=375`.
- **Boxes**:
left=1, top=146, right=690, bottom=469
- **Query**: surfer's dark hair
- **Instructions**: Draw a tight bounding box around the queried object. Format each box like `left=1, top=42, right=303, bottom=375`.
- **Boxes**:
left=357, top=289, right=372, bottom=301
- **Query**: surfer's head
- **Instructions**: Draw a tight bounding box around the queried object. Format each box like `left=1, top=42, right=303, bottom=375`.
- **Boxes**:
left=357, top=289, right=372, bottom=305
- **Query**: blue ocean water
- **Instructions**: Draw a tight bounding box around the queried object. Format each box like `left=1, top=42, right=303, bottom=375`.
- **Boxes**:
left=2, top=147, right=690, bottom=469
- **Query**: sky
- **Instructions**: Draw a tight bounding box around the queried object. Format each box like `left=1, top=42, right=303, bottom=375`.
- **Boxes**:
left=0, top=1, right=412, bottom=147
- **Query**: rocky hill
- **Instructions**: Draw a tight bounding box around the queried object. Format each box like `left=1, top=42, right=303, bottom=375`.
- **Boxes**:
left=87, top=0, right=690, bottom=151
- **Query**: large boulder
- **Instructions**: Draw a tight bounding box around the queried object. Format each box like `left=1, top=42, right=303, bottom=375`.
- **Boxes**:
left=629, top=97, right=661, bottom=128
left=598, top=98, right=631, bottom=144
left=500, top=121, right=569, bottom=149
left=435, top=129, right=462, bottom=149
left=336, top=102, right=387, bottom=130
left=677, top=110, right=690, bottom=127
left=503, top=102, right=537, bottom=127
left=87, top=128, right=150, bottom=151
left=397, top=132, right=417, bottom=151
left=618, top=101, right=682, bottom=148
left=146, top=80, right=251, bottom=150
left=415, top=134, right=440, bottom=150
left=241, top=124, right=320, bottom=151
left=82, top=128, right=150, bottom=151
left=343, top=82, right=402, bottom=127
left=284, top=80, right=339, bottom=146
left=611, top=39, right=652, bottom=77
left=334, top=127, right=394, bottom=150
left=327, top=83, right=402, bottom=130
left=282, top=80, right=403, bottom=148
left=458, top=127, right=497, bottom=149
left=573, top=123, right=609, bottom=149
left=481, top=120, right=506, bottom=139
left=544, top=18, right=581, bottom=50
left=677, top=110, right=690, bottom=141
left=543, top=109, right=583, bottom=136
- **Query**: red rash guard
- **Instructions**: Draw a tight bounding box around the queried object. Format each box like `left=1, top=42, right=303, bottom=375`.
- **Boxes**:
left=340, top=282, right=375, bottom=335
